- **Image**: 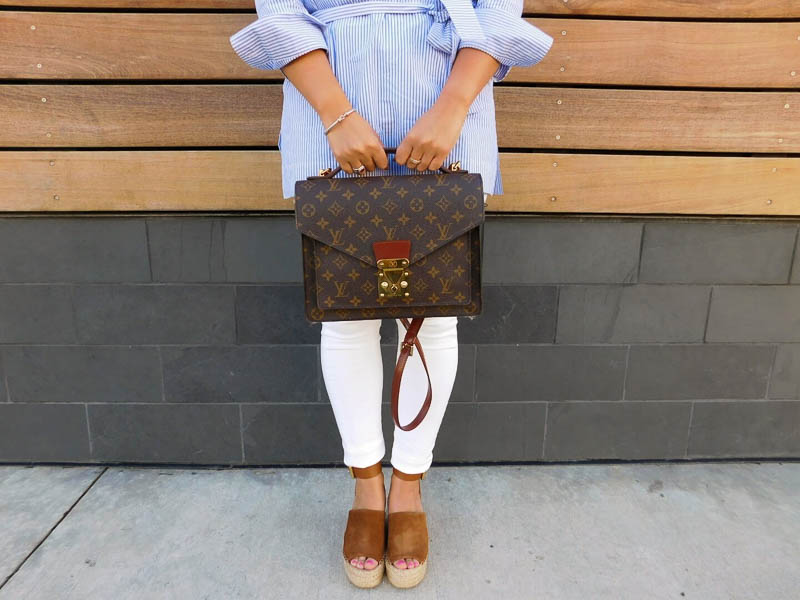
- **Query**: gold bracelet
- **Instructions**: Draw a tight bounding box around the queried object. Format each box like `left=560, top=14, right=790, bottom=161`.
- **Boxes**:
left=323, top=108, right=356, bottom=135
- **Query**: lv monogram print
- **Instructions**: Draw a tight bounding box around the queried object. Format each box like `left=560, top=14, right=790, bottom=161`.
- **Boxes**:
left=295, top=171, right=484, bottom=322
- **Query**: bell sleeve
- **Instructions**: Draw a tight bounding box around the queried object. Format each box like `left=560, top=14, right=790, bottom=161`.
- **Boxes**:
left=457, top=0, right=554, bottom=83
left=229, top=0, right=329, bottom=71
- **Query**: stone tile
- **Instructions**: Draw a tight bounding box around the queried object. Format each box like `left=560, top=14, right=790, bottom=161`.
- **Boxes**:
left=241, top=403, right=341, bottom=464
left=222, top=217, right=304, bottom=283
left=483, top=217, right=642, bottom=284
left=556, top=284, right=710, bottom=343
left=235, top=285, right=320, bottom=344
left=688, top=401, right=800, bottom=457
left=433, top=402, right=547, bottom=461
left=476, top=345, right=627, bottom=401
left=0, top=466, right=103, bottom=583
left=3, top=346, right=161, bottom=404
left=769, top=344, right=800, bottom=399
left=0, top=404, right=90, bottom=462
left=73, top=284, right=235, bottom=344
left=544, top=401, right=691, bottom=460
left=88, top=404, right=241, bottom=463
left=162, top=345, right=318, bottom=403
left=376, top=343, right=474, bottom=404
left=792, top=232, right=800, bottom=283
left=455, top=285, right=558, bottom=343
left=640, top=221, right=798, bottom=283
left=320, top=341, right=474, bottom=405
left=706, top=285, right=800, bottom=342
left=0, top=352, right=6, bottom=402
left=0, top=285, right=76, bottom=343
left=0, top=218, right=149, bottom=282
left=379, top=318, right=398, bottom=344
left=625, top=344, right=773, bottom=400
left=147, top=218, right=226, bottom=282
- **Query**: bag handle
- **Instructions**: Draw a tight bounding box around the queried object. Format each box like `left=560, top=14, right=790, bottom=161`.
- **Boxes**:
left=314, top=146, right=465, bottom=179
left=393, top=317, right=433, bottom=432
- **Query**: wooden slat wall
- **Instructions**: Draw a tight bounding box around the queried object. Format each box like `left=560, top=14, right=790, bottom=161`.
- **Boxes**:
left=1, top=1, right=799, bottom=214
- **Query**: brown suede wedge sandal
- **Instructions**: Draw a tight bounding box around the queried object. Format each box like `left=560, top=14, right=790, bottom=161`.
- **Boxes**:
left=342, top=461, right=386, bottom=588
left=385, top=466, right=429, bottom=589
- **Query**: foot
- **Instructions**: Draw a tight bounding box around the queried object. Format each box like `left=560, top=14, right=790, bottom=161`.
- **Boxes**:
left=349, top=469, right=385, bottom=571
left=387, top=471, right=424, bottom=570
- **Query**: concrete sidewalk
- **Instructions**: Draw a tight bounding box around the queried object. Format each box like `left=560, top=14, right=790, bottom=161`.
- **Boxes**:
left=0, top=462, right=798, bottom=599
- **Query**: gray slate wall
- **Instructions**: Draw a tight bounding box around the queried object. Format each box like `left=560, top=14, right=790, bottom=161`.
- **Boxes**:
left=1, top=214, right=799, bottom=465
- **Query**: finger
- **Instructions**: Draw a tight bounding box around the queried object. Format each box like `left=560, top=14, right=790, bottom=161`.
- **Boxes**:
left=415, top=147, right=436, bottom=172
left=402, top=146, right=423, bottom=169
left=394, top=141, right=413, bottom=167
left=339, top=156, right=355, bottom=174
left=372, top=146, right=389, bottom=170
left=429, top=153, right=445, bottom=172
left=357, top=149, right=377, bottom=172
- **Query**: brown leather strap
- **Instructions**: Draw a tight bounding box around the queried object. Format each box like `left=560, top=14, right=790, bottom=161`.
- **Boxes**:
left=392, top=466, right=426, bottom=481
left=349, top=461, right=383, bottom=478
left=391, top=317, right=433, bottom=432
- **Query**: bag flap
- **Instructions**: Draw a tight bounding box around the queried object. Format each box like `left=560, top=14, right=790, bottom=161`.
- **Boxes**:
left=294, top=171, right=484, bottom=267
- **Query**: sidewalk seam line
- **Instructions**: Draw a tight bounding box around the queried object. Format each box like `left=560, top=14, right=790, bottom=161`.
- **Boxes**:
left=0, top=466, right=109, bottom=591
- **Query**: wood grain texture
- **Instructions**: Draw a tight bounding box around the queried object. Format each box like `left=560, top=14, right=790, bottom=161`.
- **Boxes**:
left=494, top=87, right=800, bottom=152
left=3, top=11, right=799, bottom=87
left=2, top=85, right=796, bottom=152
left=0, top=84, right=281, bottom=146
left=2, top=151, right=798, bottom=215
left=2, top=1, right=799, bottom=18
left=2, top=2, right=798, bottom=215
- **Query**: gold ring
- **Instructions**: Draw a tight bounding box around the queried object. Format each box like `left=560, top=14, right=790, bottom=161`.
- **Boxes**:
left=409, top=157, right=422, bottom=164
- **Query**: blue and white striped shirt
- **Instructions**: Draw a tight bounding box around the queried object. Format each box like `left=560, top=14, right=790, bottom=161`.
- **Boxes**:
left=230, top=0, right=554, bottom=201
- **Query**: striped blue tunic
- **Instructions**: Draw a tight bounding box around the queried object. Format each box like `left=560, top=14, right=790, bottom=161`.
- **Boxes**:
left=230, top=0, right=554, bottom=202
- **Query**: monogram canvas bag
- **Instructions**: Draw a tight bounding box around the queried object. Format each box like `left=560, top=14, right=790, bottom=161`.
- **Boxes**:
left=294, top=146, right=485, bottom=430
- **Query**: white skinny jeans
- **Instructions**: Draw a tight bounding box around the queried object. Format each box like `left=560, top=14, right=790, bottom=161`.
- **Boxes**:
left=320, top=316, right=459, bottom=475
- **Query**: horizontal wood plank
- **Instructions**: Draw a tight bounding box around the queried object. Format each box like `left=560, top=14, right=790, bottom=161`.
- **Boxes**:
left=2, top=85, right=797, bottom=152
left=2, top=150, right=798, bottom=215
left=3, top=1, right=799, bottom=18
left=496, top=87, right=800, bottom=152
left=0, top=84, right=281, bottom=147
left=3, top=11, right=800, bottom=87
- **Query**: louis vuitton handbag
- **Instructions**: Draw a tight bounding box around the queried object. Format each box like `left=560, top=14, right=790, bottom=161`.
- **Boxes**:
left=294, top=146, right=484, bottom=431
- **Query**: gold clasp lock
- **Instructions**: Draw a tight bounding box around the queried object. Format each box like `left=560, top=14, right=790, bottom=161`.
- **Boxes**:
left=377, top=257, right=410, bottom=298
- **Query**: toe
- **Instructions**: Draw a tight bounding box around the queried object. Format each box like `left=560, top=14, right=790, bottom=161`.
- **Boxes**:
left=394, top=558, right=406, bottom=569
left=364, top=557, right=378, bottom=570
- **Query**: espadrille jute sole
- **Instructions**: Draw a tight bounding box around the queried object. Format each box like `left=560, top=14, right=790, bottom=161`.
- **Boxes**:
left=385, top=558, right=428, bottom=588
left=343, top=556, right=385, bottom=588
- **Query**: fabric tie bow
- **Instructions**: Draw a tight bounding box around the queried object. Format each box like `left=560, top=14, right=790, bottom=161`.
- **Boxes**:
left=426, top=0, right=486, bottom=63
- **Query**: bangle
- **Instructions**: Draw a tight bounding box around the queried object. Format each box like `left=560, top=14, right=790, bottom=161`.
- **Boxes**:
left=324, top=108, right=356, bottom=135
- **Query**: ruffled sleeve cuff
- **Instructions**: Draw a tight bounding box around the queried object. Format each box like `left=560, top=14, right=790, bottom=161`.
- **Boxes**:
left=229, top=8, right=329, bottom=71
left=457, top=0, right=554, bottom=83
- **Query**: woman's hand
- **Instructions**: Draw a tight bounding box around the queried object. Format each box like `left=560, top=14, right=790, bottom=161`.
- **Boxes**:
left=395, top=96, right=470, bottom=172
left=325, top=110, right=389, bottom=174
left=395, top=46, right=500, bottom=172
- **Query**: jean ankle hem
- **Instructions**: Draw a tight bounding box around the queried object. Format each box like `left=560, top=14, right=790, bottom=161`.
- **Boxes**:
left=343, top=439, right=386, bottom=469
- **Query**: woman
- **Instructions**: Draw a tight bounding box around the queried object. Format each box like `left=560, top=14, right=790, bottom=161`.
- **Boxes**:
left=230, top=0, right=553, bottom=588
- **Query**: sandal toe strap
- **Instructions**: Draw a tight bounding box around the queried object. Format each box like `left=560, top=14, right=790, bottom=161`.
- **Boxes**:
left=343, top=509, right=386, bottom=562
left=387, top=511, right=428, bottom=564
